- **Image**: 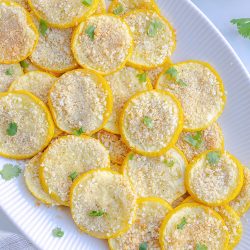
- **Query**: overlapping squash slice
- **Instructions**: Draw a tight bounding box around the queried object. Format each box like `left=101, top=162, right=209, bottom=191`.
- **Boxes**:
left=48, top=69, right=112, bottom=135
left=185, top=150, right=244, bottom=206
left=39, top=135, right=110, bottom=206
left=124, top=10, right=176, bottom=69
left=104, top=66, right=152, bottom=134
left=0, top=91, right=54, bottom=159
left=109, top=197, right=172, bottom=250
left=123, top=147, right=187, bottom=203
left=70, top=169, right=136, bottom=239
left=0, top=1, right=38, bottom=64
left=156, top=61, right=226, bottom=131
left=72, top=14, right=133, bottom=75
left=120, top=90, right=183, bottom=156
left=159, top=203, right=229, bottom=249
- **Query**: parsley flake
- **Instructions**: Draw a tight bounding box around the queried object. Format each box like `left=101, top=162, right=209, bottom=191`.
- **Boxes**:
left=7, top=122, right=17, bottom=136
left=82, top=0, right=92, bottom=6
left=165, top=67, right=187, bottom=86
left=0, top=164, right=21, bottom=181
left=143, top=116, right=153, bottom=128
left=52, top=227, right=64, bottom=238
left=113, top=4, right=124, bottom=15
left=73, top=127, right=85, bottom=136
left=195, top=243, right=208, bottom=250
left=231, top=18, right=250, bottom=39
left=139, top=242, right=148, bottom=250
left=5, top=68, right=14, bottom=76
left=184, top=131, right=203, bottom=149
left=39, top=19, right=48, bottom=37
left=147, top=20, right=163, bottom=37
left=137, top=72, right=147, bottom=83
left=89, top=210, right=106, bottom=217
left=69, top=171, right=78, bottom=181
left=129, top=154, right=134, bottom=160
left=85, top=25, right=95, bottom=41
left=164, top=159, right=175, bottom=168
left=177, top=217, right=187, bottom=230
left=20, top=60, right=29, bottom=69
left=206, top=151, right=221, bottom=165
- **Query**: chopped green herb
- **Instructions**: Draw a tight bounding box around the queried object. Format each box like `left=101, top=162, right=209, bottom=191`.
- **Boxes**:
left=147, top=20, right=163, bottom=37
left=113, top=4, right=124, bottom=15
left=129, top=154, right=134, bottom=160
left=89, top=210, right=106, bottom=217
left=82, top=0, right=92, bottom=6
left=5, top=68, right=14, bottom=76
left=0, top=164, right=21, bottom=181
left=73, top=127, right=85, bottom=136
left=177, top=217, right=187, bottom=230
left=20, top=60, right=29, bottom=69
left=184, top=131, right=203, bottom=149
left=139, top=242, right=148, bottom=250
left=195, top=243, right=208, bottom=250
left=85, top=25, right=95, bottom=41
left=206, top=151, right=221, bottom=165
left=69, top=171, right=78, bottom=181
left=231, top=18, right=250, bottom=39
left=143, top=116, right=153, bottom=128
left=7, top=122, right=17, bottom=136
left=163, top=159, right=175, bottom=168
left=165, top=67, right=187, bottom=87
left=137, top=72, right=147, bottom=83
left=52, top=227, right=64, bottom=238
left=39, top=19, right=48, bottom=37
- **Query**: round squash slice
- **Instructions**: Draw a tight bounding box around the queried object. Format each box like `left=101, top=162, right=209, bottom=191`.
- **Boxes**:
left=124, top=10, right=176, bottom=69
left=28, top=0, right=99, bottom=28
left=123, top=147, right=187, bottom=203
left=0, top=1, right=38, bottom=64
left=159, top=203, right=229, bottom=250
left=0, top=63, right=23, bottom=92
left=104, top=66, right=152, bottom=134
left=24, top=153, right=57, bottom=205
left=9, top=71, right=56, bottom=104
left=185, top=150, right=244, bottom=206
left=70, top=169, right=137, bottom=239
left=71, top=14, right=133, bottom=75
left=176, top=122, right=224, bottom=162
left=109, top=197, right=172, bottom=250
left=96, top=130, right=130, bottom=165
left=120, top=90, right=183, bottom=156
left=39, top=135, right=110, bottom=206
left=29, top=13, right=78, bottom=74
left=0, top=91, right=54, bottom=159
left=156, top=61, right=226, bottom=131
left=230, top=166, right=250, bottom=216
left=48, top=69, right=113, bottom=135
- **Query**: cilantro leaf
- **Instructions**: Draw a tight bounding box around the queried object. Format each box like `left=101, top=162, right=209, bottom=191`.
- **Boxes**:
left=177, top=217, right=187, bottom=230
left=206, top=151, right=221, bottom=165
left=137, top=72, right=147, bottom=83
left=165, top=67, right=187, bottom=87
left=5, top=67, right=14, bottom=76
left=113, top=3, right=124, bottom=15
left=129, top=154, right=134, bottom=160
left=139, top=242, right=148, bottom=250
left=39, top=19, right=48, bottom=37
left=231, top=18, right=250, bottom=39
left=163, top=159, right=175, bottom=168
left=20, top=60, right=29, bottom=69
left=7, top=122, right=17, bottom=136
left=184, top=131, right=203, bottom=149
left=147, top=20, right=163, bottom=37
left=69, top=171, right=78, bottom=181
left=73, top=127, right=85, bottom=136
left=85, top=25, right=95, bottom=41
left=0, top=164, right=21, bottom=181
left=196, top=243, right=208, bottom=250
left=52, top=227, right=64, bottom=238
left=89, top=210, right=106, bottom=217
left=143, top=116, right=153, bottom=128
left=82, top=0, right=92, bottom=6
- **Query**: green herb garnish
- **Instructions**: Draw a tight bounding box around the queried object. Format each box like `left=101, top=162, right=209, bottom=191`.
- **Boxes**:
left=177, top=217, right=187, bottom=230
left=5, top=68, right=14, bottom=76
left=195, top=243, right=208, bottom=250
left=0, top=164, right=21, bottom=181
left=85, top=25, right=95, bottom=41
left=165, top=67, right=187, bottom=86
left=129, top=154, right=134, bottom=160
left=39, top=19, right=48, bottom=37
left=143, top=116, right=153, bottom=128
left=147, top=20, right=163, bottom=37
left=231, top=18, right=250, bottom=39
left=139, top=242, right=148, bottom=250
left=73, top=127, right=85, bottom=136
left=52, top=227, right=64, bottom=238
left=89, top=210, right=106, bottom=217
left=69, top=171, right=78, bottom=181
left=163, top=159, right=175, bottom=168
left=20, top=60, right=29, bottom=69
left=206, top=151, right=221, bottom=165
left=7, top=122, right=17, bottom=136
left=137, top=72, right=147, bottom=83
left=82, top=0, right=92, bottom=6
left=113, top=4, right=124, bottom=15
left=184, top=131, right=203, bottom=149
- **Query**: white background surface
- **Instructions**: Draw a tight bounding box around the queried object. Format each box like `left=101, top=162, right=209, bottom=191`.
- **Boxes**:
left=1, top=0, right=250, bottom=240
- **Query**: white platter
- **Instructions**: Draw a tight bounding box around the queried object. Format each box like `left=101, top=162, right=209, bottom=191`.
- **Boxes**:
left=0, top=0, right=250, bottom=249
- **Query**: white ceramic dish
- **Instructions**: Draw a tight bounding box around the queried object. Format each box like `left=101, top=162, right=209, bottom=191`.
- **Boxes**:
left=0, top=0, right=250, bottom=249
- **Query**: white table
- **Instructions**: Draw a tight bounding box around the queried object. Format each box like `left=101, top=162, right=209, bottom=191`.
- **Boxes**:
left=1, top=0, right=250, bottom=239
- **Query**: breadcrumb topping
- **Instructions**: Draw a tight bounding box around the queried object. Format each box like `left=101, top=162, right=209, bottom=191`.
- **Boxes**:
left=13, top=0, right=30, bottom=10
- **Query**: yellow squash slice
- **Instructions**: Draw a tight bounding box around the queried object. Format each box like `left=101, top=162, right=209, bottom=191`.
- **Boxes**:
left=48, top=69, right=113, bottom=135
left=72, top=14, right=133, bottom=75
left=156, top=61, right=226, bottom=131
left=104, top=66, right=152, bottom=134
left=124, top=10, right=176, bottom=69
left=123, top=147, right=187, bottom=204
left=120, top=90, right=183, bottom=156
left=0, top=91, right=54, bottom=159
left=185, top=150, right=244, bottom=206
left=0, top=1, right=38, bottom=64
left=109, top=197, right=172, bottom=250
left=39, top=135, right=110, bottom=206
left=70, top=169, right=136, bottom=239
left=159, top=203, right=229, bottom=249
